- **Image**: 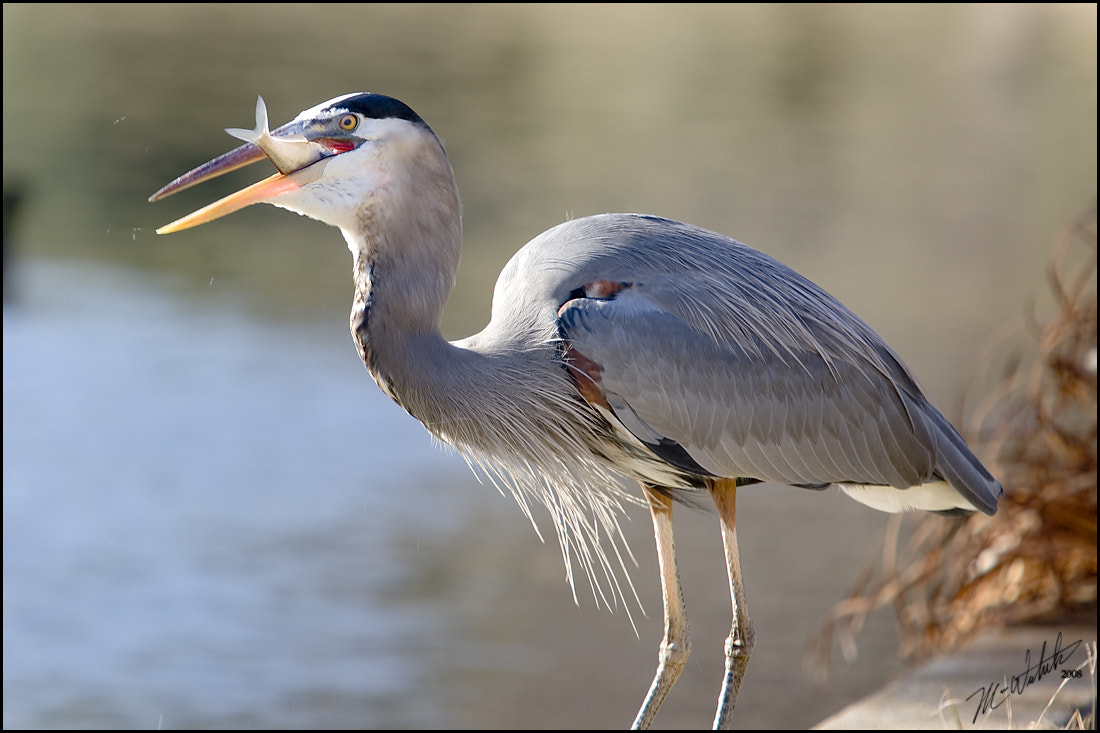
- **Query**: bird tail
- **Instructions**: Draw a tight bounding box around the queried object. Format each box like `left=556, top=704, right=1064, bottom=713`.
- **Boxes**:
left=922, top=402, right=1003, bottom=515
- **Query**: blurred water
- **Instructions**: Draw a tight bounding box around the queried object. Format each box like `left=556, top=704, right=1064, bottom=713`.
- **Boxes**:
left=3, top=4, right=1096, bottom=730
left=3, top=259, right=473, bottom=728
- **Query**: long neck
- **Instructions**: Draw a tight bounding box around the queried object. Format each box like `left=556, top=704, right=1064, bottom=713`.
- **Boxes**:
left=345, top=144, right=462, bottom=407
left=342, top=159, right=616, bottom=479
left=340, top=147, right=525, bottom=434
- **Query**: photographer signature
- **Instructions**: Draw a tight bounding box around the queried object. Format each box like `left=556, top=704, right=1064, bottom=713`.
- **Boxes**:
left=966, top=632, right=1085, bottom=724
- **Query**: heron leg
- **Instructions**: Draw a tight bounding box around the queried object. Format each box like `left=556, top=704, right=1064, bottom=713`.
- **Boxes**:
left=710, top=478, right=755, bottom=730
left=632, top=485, right=691, bottom=730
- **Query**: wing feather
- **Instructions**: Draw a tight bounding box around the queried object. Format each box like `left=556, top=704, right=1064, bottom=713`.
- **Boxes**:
left=560, top=286, right=938, bottom=490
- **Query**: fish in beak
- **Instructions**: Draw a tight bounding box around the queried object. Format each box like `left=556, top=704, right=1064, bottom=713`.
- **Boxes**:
left=150, top=96, right=353, bottom=234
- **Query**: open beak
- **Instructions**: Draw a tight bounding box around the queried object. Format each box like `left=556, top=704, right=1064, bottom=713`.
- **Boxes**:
left=150, top=96, right=350, bottom=234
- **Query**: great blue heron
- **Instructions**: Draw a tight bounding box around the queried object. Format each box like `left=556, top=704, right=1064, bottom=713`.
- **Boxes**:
left=151, top=93, right=1003, bottom=729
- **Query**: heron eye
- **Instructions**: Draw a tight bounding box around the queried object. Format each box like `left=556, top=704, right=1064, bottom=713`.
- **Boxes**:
left=338, top=114, right=359, bottom=131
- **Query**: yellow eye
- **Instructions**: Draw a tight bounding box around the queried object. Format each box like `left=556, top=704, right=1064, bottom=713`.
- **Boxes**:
left=338, top=113, right=359, bottom=131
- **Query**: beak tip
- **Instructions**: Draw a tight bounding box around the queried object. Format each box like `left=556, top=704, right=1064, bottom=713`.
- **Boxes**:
left=148, top=183, right=175, bottom=203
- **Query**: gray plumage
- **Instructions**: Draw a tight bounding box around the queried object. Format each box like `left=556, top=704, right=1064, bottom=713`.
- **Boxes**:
left=151, top=93, right=1003, bottom=729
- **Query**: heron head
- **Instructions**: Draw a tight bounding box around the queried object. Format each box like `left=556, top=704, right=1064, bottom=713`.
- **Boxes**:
left=150, top=93, right=442, bottom=234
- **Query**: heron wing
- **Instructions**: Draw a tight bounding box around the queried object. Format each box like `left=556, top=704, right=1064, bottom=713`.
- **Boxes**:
left=558, top=283, right=944, bottom=492
left=498, top=214, right=999, bottom=513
